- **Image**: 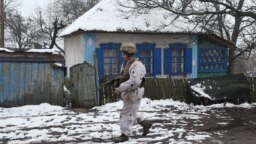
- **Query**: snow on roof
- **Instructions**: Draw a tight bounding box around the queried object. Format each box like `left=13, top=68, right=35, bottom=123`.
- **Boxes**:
left=0, top=47, right=14, bottom=52
left=26, top=48, right=61, bottom=55
left=60, top=0, right=200, bottom=36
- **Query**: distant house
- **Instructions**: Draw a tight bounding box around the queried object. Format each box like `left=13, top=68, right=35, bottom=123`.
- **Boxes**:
left=60, top=0, right=234, bottom=78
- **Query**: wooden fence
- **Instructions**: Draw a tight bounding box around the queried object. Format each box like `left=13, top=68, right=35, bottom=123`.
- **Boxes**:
left=70, top=62, right=97, bottom=107
left=249, top=77, right=256, bottom=102
left=99, top=77, right=188, bottom=105
left=99, top=76, right=256, bottom=106
left=0, top=62, right=65, bottom=107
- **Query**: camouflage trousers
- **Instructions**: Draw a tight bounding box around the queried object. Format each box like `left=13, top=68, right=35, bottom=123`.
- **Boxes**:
left=120, top=98, right=143, bottom=136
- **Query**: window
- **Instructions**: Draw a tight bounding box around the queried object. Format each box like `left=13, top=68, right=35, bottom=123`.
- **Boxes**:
left=103, top=49, right=119, bottom=75
left=138, top=49, right=152, bottom=74
left=136, top=43, right=158, bottom=76
left=95, top=43, right=121, bottom=76
left=172, top=49, right=184, bottom=74
left=164, top=43, right=192, bottom=76
left=199, top=47, right=227, bottom=72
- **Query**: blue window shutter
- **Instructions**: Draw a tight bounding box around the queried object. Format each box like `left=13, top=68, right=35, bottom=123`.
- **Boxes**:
left=153, top=48, right=161, bottom=75
left=185, top=48, right=192, bottom=74
left=135, top=47, right=140, bottom=58
left=95, top=48, right=104, bottom=76
left=164, top=48, right=172, bottom=75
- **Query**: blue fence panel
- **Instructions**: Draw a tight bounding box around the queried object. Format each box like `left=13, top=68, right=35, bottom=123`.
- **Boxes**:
left=0, top=63, right=3, bottom=105
left=0, top=61, right=65, bottom=107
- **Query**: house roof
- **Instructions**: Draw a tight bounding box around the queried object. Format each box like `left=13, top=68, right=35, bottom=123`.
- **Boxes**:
left=0, top=48, right=64, bottom=63
left=0, top=47, right=62, bottom=55
left=59, top=0, right=236, bottom=48
left=60, top=0, right=202, bottom=37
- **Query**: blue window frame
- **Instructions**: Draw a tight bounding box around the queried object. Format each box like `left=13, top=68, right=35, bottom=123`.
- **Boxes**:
left=136, top=43, right=161, bottom=76
left=164, top=43, right=192, bottom=76
left=136, top=45, right=153, bottom=74
left=96, top=43, right=121, bottom=76
left=198, top=47, right=227, bottom=72
left=96, top=42, right=162, bottom=77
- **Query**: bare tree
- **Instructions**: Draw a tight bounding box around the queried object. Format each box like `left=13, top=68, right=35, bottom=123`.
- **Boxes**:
left=5, top=11, right=40, bottom=49
left=4, top=0, right=20, bottom=12
left=119, top=0, right=256, bottom=74
left=31, top=0, right=99, bottom=53
left=48, top=0, right=99, bottom=24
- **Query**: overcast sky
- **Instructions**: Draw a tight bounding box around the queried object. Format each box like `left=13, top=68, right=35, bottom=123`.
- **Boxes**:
left=19, top=0, right=50, bottom=17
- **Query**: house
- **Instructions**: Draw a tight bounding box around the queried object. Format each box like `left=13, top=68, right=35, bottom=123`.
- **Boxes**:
left=60, top=0, right=234, bottom=79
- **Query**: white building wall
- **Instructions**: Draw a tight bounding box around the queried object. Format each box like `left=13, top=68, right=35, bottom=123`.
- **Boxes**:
left=95, top=33, right=190, bottom=48
left=64, top=34, right=85, bottom=76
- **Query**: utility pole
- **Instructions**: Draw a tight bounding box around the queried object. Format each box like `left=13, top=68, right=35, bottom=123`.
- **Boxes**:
left=0, top=0, right=4, bottom=47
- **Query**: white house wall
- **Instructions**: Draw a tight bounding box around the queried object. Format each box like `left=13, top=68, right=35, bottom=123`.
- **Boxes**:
left=64, top=34, right=84, bottom=76
left=95, top=33, right=190, bottom=48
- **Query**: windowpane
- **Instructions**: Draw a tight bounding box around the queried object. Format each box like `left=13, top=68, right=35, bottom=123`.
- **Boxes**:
left=140, top=49, right=151, bottom=57
left=112, top=58, right=118, bottom=63
left=103, top=49, right=119, bottom=75
left=112, top=65, right=119, bottom=74
left=104, top=58, right=110, bottom=63
left=104, top=64, right=111, bottom=75
left=104, top=49, right=118, bottom=57
left=138, top=49, right=152, bottom=74
left=171, top=49, right=184, bottom=74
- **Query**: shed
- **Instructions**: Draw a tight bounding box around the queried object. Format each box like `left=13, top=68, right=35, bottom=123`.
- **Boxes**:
left=0, top=48, right=65, bottom=107
left=60, top=0, right=234, bottom=79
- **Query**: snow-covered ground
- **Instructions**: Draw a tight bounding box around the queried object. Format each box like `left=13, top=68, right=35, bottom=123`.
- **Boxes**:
left=0, top=98, right=255, bottom=144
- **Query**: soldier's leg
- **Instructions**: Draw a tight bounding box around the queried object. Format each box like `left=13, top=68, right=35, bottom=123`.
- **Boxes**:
left=120, top=99, right=141, bottom=136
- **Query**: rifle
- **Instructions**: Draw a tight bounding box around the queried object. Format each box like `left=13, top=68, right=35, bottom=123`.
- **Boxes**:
left=96, top=76, right=120, bottom=91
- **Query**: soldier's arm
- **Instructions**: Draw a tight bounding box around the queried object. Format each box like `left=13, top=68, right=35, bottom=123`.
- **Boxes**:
left=117, top=62, right=146, bottom=92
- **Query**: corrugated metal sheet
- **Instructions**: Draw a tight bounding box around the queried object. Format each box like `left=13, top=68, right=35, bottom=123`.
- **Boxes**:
left=0, top=52, right=65, bottom=107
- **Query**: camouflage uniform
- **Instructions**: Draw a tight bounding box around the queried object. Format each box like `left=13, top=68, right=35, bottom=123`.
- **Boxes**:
left=113, top=43, right=152, bottom=143
left=118, top=59, right=146, bottom=136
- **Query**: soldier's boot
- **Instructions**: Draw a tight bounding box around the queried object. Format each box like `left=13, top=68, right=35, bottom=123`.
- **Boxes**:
left=139, top=120, right=152, bottom=136
left=113, top=133, right=129, bottom=143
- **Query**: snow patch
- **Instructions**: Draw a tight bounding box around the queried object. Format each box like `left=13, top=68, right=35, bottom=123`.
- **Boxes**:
left=26, top=48, right=61, bottom=55
left=191, top=83, right=212, bottom=100
left=1, top=99, right=255, bottom=143
left=0, top=47, right=14, bottom=52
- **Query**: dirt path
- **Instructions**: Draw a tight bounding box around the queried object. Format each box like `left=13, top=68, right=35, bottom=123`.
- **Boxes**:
left=200, top=108, right=256, bottom=144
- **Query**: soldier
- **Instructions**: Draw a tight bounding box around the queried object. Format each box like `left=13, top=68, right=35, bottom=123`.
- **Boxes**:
left=113, top=43, right=152, bottom=143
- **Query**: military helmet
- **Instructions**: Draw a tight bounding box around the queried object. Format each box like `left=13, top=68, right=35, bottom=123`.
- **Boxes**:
left=120, top=43, right=136, bottom=54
